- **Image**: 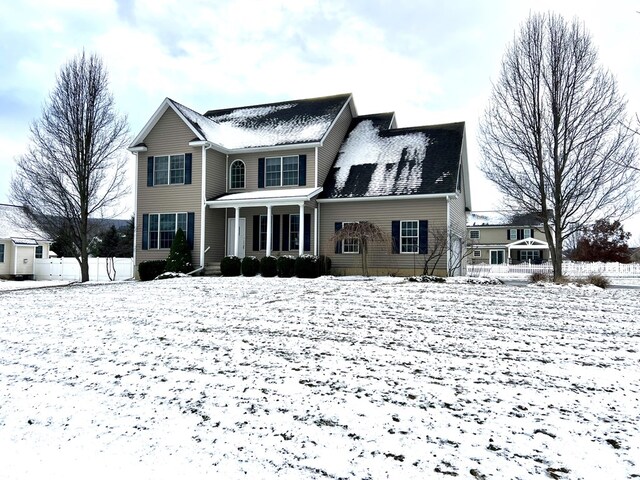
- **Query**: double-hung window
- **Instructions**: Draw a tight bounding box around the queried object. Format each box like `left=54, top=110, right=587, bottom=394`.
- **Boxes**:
left=154, top=154, right=185, bottom=185
left=35, top=245, right=43, bottom=259
left=148, top=213, right=187, bottom=249
left=400, top=220, right=419, bottom=253
left=469, top=230, right=480, bottom=240
left=265, top=156, right=299, bottom=187
left=259, top=215, right=268, bottom=251
left=0, top=244, right=4, bottom=262
left=341, top=222, right=359, bottom=254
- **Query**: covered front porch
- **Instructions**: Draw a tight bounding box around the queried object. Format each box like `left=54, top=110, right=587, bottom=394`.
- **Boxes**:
left=206, top=187, right=322, bottom=259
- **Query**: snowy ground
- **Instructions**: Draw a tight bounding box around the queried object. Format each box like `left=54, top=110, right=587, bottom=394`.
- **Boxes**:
left=0, top=276, right=638, bottom=479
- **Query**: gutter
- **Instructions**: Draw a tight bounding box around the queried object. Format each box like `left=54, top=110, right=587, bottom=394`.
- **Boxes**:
left=317, top=193, right=458, bottom=203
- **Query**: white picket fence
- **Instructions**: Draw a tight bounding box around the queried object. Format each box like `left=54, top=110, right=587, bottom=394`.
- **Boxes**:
left=34, top=257, right=134, bottom=282
left=466, top=261, right=640, bottom=278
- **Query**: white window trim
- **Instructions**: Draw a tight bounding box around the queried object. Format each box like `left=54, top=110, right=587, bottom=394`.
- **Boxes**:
left=153, top=153, right=186, bottom=186
left=400, top=220, right=419, bottom=254
left=341, top=222, right=359, bottom=254
left=148, top=212, right=188, bottom=249
left=35, top=245, right=44, bottom=259
left=473, top=250, right=481, bottom=257
left=265, top=155, right=299, bottom=188
left=469, top=229, right=480, bottom=239
left=508, top=228, right=517, bottom=240
left=229, top=159, right=246, bottom=190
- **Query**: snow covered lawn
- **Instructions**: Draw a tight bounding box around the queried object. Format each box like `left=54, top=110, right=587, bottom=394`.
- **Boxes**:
left=0, top=277, right=638, bottom=479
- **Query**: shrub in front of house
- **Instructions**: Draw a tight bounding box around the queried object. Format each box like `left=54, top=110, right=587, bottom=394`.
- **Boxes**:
left=295, top=254, right=320, bottom=279
left=260, top=256, right=278, bottom=277
left=241, top=256, right=260, bottom=277
left=220, top=256, right=241, bottom=276
left=164, top=228, right=193, bottom=273
left=277, top=255, right=296, bottom=278
left=138, top=260, right=167, bottom=281
left=585, top=274, right=610, bottom=289
left=318, top=255, right=332, bottom=276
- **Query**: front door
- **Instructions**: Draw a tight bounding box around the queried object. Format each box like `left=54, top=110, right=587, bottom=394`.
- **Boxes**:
left=227, top=218, right=246, bottom=257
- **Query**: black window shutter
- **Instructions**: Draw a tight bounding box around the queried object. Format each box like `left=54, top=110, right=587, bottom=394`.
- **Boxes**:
left=419, top=220, right=428, bottom=254
left=507, top=229, right=510, bottom=240
left=272, top=215, right=280, bottom=251
left=187, top=212, right=195, bottom=250
left=258, top=158, right=265, bottom=188
left=517, top=229, right=524, bottom=240
left=147, top=157, right=154, bottom=187
left=304, top=213, right=311, bottom=252
left=282, top=214, right=290, bottom=251
left=253, top=215, right=260, bottom=251
left=334, top=222, right=342, bottom=254
left=298, top=155, right=307, bottom=186
left=142, top=214, right=149, bottom=250
left=185, top=153, right=192, bottom=184
left=392, top=221, right=400, bottom=254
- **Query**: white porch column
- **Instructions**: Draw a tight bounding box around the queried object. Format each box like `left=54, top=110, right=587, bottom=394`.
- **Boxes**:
left=234, top=207, right=240, bottom=257
left=313, top=207, right=318, bottom=256
left=298, top=203, right=305, bottom=256
left=266, top=205, right=272, bottom=256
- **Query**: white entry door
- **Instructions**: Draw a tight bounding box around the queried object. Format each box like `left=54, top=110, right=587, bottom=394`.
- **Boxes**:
left=227, top=217, right=246, bottom=257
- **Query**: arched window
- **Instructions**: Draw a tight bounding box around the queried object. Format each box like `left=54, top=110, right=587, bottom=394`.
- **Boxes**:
left=230, top=160, right=245, bottom=189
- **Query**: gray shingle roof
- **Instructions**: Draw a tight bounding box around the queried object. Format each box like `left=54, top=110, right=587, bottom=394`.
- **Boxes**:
left=320, top=118, right=464, bottom=199
left=172, top=93, right=351, bottom=150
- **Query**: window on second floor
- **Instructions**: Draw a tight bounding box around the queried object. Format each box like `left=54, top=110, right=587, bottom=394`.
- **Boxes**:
left=266, top=156, right=299, bottom=187
left=229, top=160, right=245, bottom=189
left=508, top=228, right=534, bottom=241
left=147, top=154, right=192, bottom=187
left=469, top=229, right=480, bottom=239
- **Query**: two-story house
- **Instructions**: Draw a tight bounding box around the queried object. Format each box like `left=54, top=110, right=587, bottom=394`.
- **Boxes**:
left=129, top=93, right=471, bottom=276
left=467, top=211, right=549, bottom=265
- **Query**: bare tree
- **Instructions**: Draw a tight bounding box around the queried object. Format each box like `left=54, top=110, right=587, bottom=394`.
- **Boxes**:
left=11, top=51, right=129, bottom=282
left=330, top=222, right=389, bottom=276
left=479, top=12, right=639, bottom=280
left=422, top=226, right=475, bottom=276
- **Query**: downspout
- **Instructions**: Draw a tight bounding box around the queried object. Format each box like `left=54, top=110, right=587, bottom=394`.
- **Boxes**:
left=200, top=145, right=207, bottom=268
left=314, top=146, right=319, bottom=188
left=446, top=196, right=451, bottom=276
left=189, top=246, right=210, bottom=276
left=133, top=152, right=138, bottom=271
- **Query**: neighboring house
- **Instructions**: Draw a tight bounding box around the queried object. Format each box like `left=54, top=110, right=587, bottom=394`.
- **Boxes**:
left=630, top=247, right=640, bottom=263
left=128, top=93, right=471, bottom=276
left=0, top=204, right=51, bottom=279
left=467, top=211, right=549, bottom=265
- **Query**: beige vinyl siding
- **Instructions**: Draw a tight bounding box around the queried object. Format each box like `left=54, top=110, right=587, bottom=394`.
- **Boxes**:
left=467, top=226, right=547, bottom=264
left=136, top=108, right=202, bottom=267
left=226, top=148, right=316, bottom=194
left=206, top=148, right=226, bottom=198
left=224, top=206, right=316, bottom=258
left=319, top=198, right=449, bottom=276
left=204, top=208, right=226, bottom=263
left=317, top=104, right=353, bottom=187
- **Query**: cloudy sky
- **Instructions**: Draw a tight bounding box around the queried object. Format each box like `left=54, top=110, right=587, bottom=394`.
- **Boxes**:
left=1, top=0, right=639, bottom=241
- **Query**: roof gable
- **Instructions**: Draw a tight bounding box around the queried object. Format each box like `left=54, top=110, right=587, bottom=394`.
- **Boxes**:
left=0, top=204, right=49, bottom=241
left=320, top=118, right=464, bottom=199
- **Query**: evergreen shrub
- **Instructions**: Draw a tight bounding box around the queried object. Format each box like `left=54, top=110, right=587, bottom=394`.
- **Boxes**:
left=277, top=255, right=296, bottom=278
left=221, top=256, right=241, bottom=276
left=260, top=256, right=278, bottom=277
left=138, top=260, right=166, bottom=281
left=241, top=256, right=260, bottom=276
left=295, top=254, right=320, bottom=279
left=164, top=228, right=193, bottom=273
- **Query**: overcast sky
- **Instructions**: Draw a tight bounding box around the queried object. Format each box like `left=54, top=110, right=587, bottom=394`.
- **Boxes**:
left=1, top=0, right=639, bottom=242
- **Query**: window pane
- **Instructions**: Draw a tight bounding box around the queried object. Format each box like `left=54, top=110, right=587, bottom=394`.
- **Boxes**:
left=154, top=156, right=169, bottom=185
left=282, top=156, right=298, bottom=186
left=265, top=158, right=281, bottom=187
left=0, top=244, right=5, bottom=262
left=160, top=214, right=176, bottom=248
left=259, top=215, right=268, bottom=250
left=177, top=213, right=187, bottom=233
left=230, top=161, right=245, bottom=189
left=341, top=222, right=359, bottom=253
left=290, top=215, right=300, bottom=250
left=400, top=221, right=419, bottom=253
left=149, top=214, right=159, bottom=249
left=170, top=155, right=185, bottom=184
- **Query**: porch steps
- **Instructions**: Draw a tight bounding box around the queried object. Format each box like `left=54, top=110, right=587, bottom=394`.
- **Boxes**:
left=204, top=263, right=221, bottom=276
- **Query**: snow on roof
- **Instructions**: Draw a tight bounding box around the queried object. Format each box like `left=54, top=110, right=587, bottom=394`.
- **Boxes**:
left=467, top=211, right=544, bottom=227
left=171, top=94, right=349, bottom=150
left=321, top=119, right=464, bottom=199
left=209, top=187, right=322, bottom=203
left=0, top=204, right=48, bottom=241
left=333, top=120, right=428, bottom=195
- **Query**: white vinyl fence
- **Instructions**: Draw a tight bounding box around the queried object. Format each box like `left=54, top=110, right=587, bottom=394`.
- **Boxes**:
left=466, top=261, right=640, bottom=278
left=34, top=257, right=134, bottom=282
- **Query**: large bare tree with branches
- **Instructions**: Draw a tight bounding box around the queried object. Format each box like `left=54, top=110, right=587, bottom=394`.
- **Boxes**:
left=11, top=51, right=129, bottom=282
left=479, top=12, right=638, bottom=280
